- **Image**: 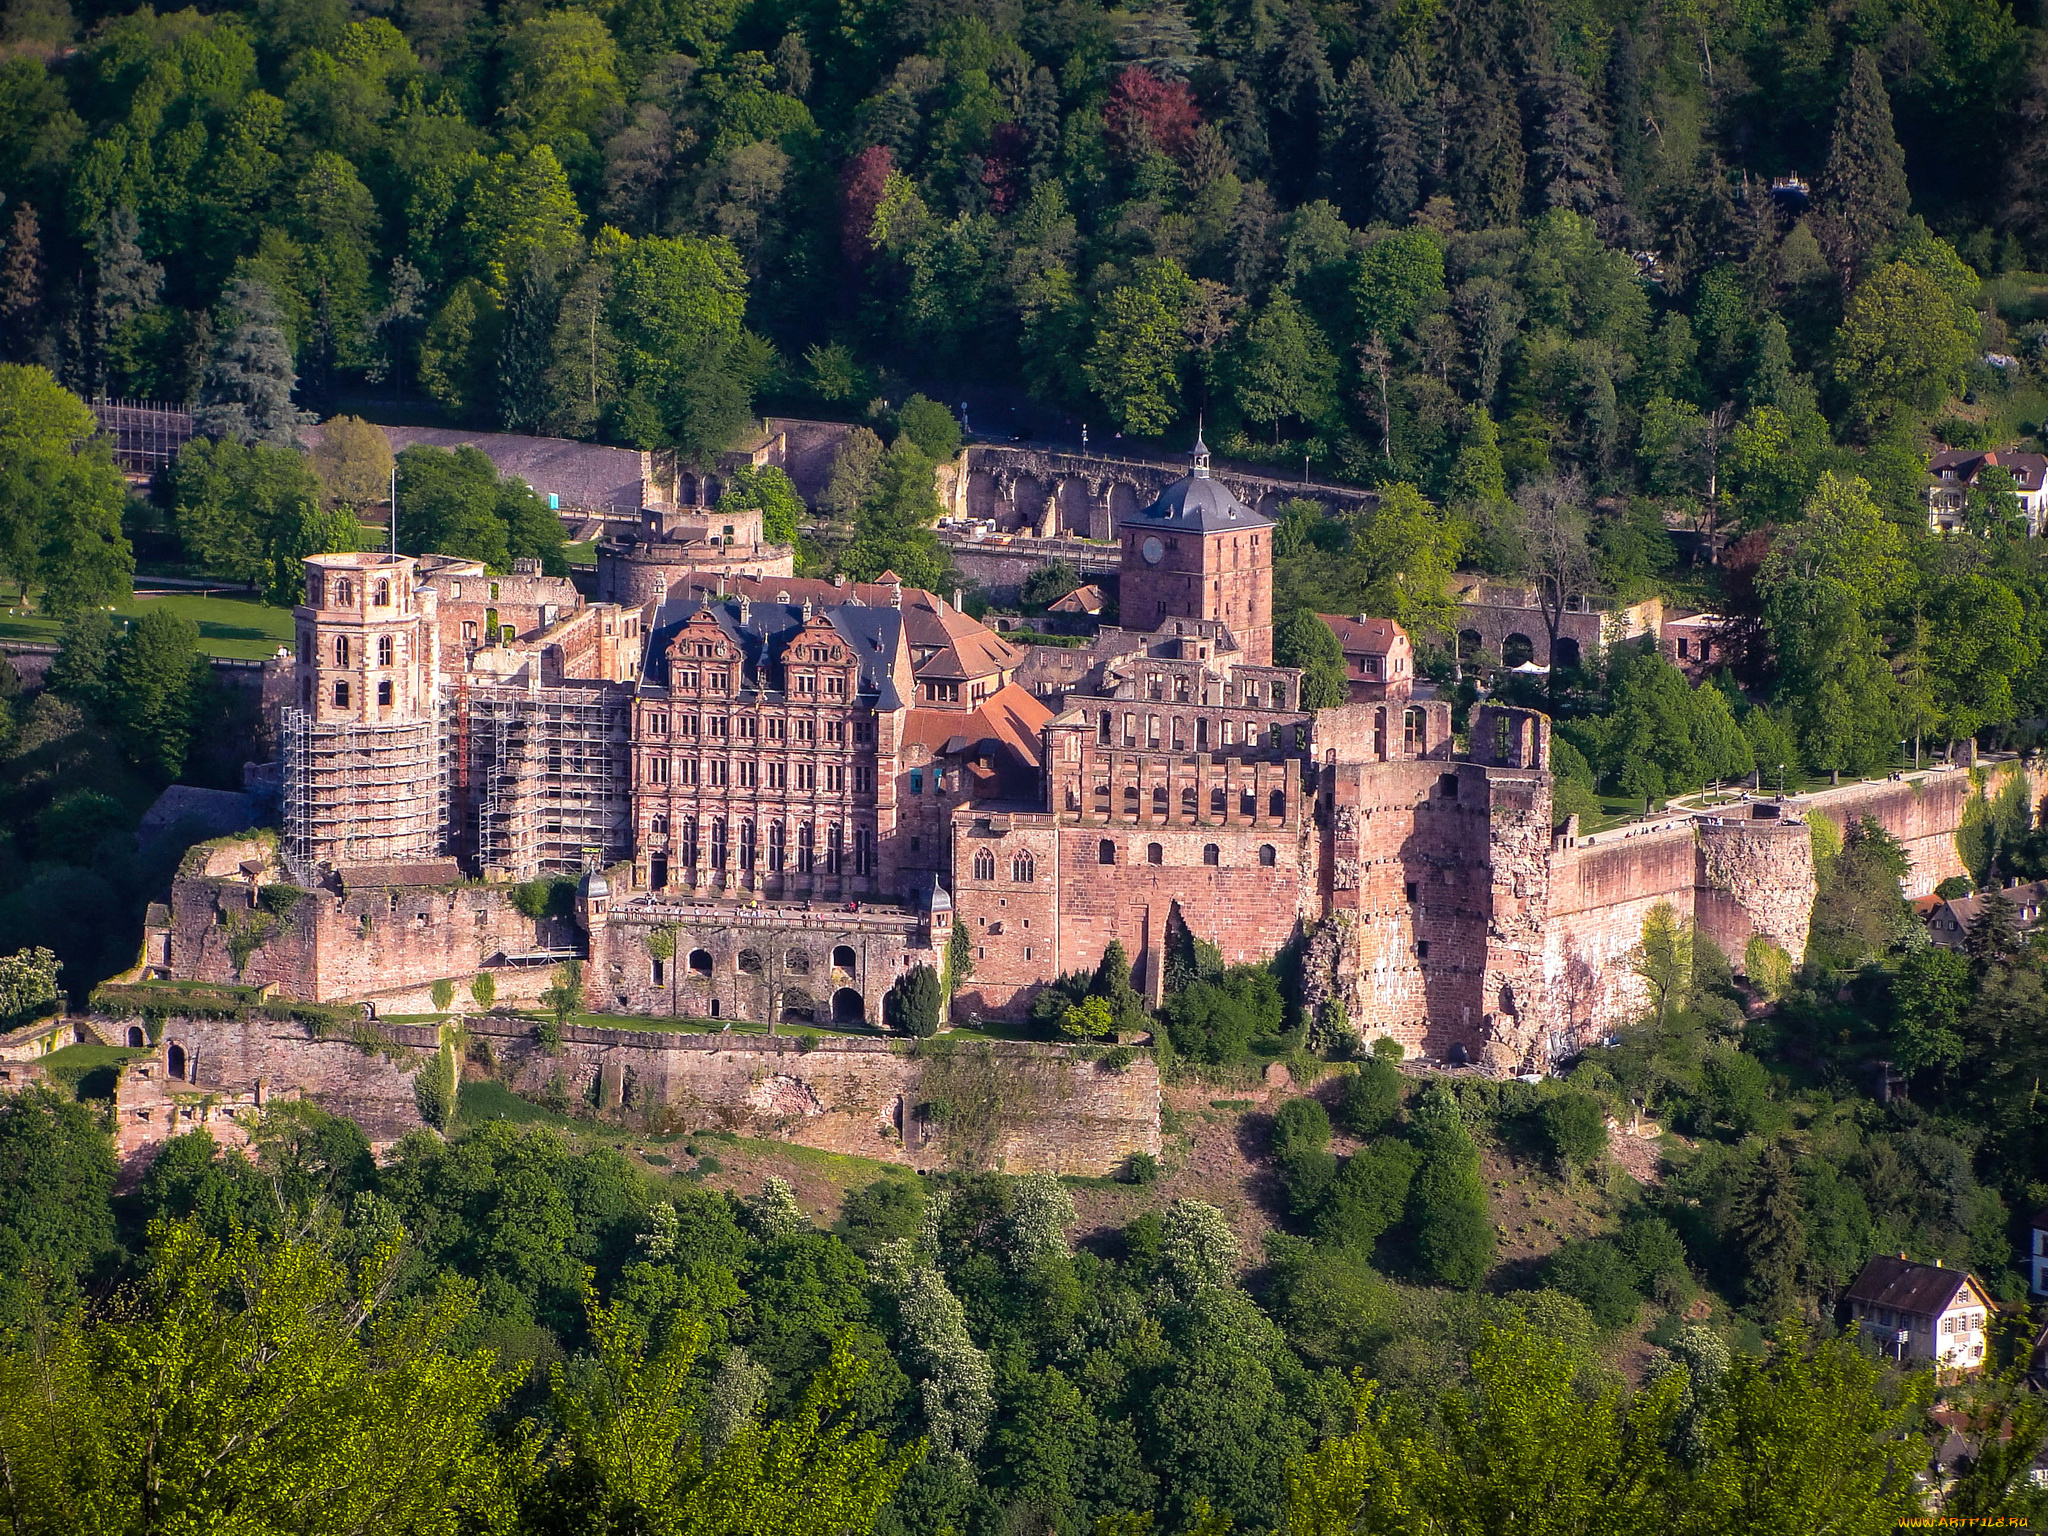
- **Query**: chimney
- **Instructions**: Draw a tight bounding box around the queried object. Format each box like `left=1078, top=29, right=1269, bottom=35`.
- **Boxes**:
left=952, top=587, right=964, bottom=610
left=737, top=596, right=750, bottom=625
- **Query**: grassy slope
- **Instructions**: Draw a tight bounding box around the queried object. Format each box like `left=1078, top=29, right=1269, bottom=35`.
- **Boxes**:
left=0, top=589, right=295, bottom=661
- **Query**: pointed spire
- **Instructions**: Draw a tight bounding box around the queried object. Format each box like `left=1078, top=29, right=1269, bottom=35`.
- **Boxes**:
left=1192, top=417, right=1211, bottom=480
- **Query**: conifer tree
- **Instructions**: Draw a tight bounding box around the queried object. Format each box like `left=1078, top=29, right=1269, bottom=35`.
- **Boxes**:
left=1728, top=1141, right=1809, bottom=1322
left=1529, top=66, right=1618, bottom=216
left=90, top=208, right=162, bottom=399
left=0, top=205, right=46, bottom=366
left=1819, top=49, right=1910, bottom=273
left=1371, top=56, right=1426, bottom=224
left=196, top=280, right=308, bottom=447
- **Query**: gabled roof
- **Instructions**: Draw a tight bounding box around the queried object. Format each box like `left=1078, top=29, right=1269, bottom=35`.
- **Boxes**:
left=1316, top=614, right=1407, bottom=654
left=1049, top=583, right=1105, bottom=614
left=1122, top=472, right=1273, bottom=533
left=1843, top=1255, right=1979, bottom=1316
left=642, top=595, right=907, bottom=708
left=1930, top=447, right=2048, bottom=494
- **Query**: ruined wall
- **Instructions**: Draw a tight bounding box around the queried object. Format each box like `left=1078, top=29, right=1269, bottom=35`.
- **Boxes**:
left=1694, top=819, right=1815, bottom=963
left=1546, top=827, right=1698, bottom=1046
left=166, top=873, right=574, bottom=1004
left=107, top=1014, right=1157, bottom=1176
left=1804, top=766, right=2048, bottom=898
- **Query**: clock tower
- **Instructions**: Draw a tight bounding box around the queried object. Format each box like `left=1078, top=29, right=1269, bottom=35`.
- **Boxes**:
left=1116, top=434, right=1274, bottom=665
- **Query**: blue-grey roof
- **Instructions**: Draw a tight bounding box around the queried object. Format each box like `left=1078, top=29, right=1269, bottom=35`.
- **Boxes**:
left=641, top=596, right=906, bottom=709
left=1122, top=471, right=1273, bottom=533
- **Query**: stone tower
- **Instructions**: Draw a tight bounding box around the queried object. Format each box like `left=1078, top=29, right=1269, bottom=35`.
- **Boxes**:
left=282, top=553, right=445, bottom=875
left=1117, top=434, right=1275, bottom=665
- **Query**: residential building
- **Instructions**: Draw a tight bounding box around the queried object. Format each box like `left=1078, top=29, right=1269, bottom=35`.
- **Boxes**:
left=1843, top=1255, right=1995, bottom=1378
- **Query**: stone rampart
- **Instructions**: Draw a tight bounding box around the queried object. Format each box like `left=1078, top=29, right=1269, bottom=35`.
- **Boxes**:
left=103, top=1014, right=1158, bottom=1175
left=1694, top=819, right=1815, bottom=962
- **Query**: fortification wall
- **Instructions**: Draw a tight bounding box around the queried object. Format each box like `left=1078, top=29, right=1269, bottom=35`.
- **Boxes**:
left=1547, top=827, right=1698, bottom=1044
left=1801, top=768, right=2048, bottom=897
left=166, top=876, right=575, bottom=1003
left=1694, top=819, right=1815, bottom=963
left=105, top=1015, right=1157, bottom=1175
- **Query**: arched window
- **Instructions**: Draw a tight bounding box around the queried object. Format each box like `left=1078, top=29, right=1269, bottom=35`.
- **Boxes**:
left=166, top=1043, right=186, bottom=1080
left=1404, top=709, right=1422, bottom=753
left=377, top=634, right=393, bottom=666
left=1181, top=785, right=1197, bottom=813
left=1098, top=839, right=1116, bottom=865
left=1211, top=785, right=1227, bottom=814
left=1123, top=784, right=1140, bottom=808
left=1152, top=784, right=1168, bottom=811
left=688, top=949, right=713, bottom=976
left=334, top=577, right=353, bottom=606
left=1240, top=789, right=1257, bottom=818
left=1271, top=682, right=1288, bottom=710
left=332, top=635, right=350, bottom=666
left=1269, top=789, right=1286, bottom=819
left=376, top=680, right=393, bottom=707
left=769, top=820, right=786, bottom=872
left=1146, top=843, right=1163, bottom=865
left=739, top=819, right=756, bottom=870
left=973, top=847, right=996, bottom=880
left=1203, top=844, right=1220, bottom=866
left=1259, top=844, right=1277, bottom=866
left=1012, top=852, right=1035, bottom=882
left=373, top=579, right=391, bottom=607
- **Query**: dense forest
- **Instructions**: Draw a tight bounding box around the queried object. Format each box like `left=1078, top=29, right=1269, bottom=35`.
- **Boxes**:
left=5, top=0, right=2048, bottom=1527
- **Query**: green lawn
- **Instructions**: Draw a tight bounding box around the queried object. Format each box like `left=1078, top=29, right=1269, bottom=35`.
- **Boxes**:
left=38, top=1043, right=151, bottom=1100
left=0, top=587, right=296, bottom=660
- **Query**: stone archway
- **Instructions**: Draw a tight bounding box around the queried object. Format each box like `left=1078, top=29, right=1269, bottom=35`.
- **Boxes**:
left=1054, top=478, right=1094, bottom=537
left=832, top=987, right=865, bottom=1025
left=1011, top=475, right=1049, bottom=532
left=126, top=1025, right=145, bottom=1047
left=780, top=989, right=815, bottom=1024
left=1106, top=480, right=1142, bottom=531
left=166, top=1042, right=187, bottom=1080
left=966, top=469, right=1001, bottom=521
left=1502, top=633, right=1536, bottom=667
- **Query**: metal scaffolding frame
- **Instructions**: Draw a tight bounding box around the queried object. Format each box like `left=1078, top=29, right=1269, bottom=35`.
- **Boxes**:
left=461, top=686, right=631, bottom=880
left=280, top=706, right=449, bottom=880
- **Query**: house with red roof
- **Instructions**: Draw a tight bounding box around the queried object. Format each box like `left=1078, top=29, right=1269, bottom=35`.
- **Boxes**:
left=1844, top=1255, right=1996, bottom=1379
left=1928, top=446, right=2048, bottom=534
left=1314, top=614, right=1414, bottom=703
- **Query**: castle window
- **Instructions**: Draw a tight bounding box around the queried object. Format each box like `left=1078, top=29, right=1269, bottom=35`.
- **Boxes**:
left=974, top=848, right=995, bottom=880
left=708, top=671, right=728, bottom=692
left=1197, top=718, right=1210, bottom=749
left=1204, top=843, right=1220, bottom=866
left=1416, top=940, right=1430, bottom=959
left=462, top=621, right=478, bottom=644
left=332, top=680, right=350, bottom=708
left=824, top=674, right=845, bottom=696
left=678, top=760, right=698, bottom=786
left=1211, top=785, right=1226, bottom=814
left=1271, top=682, right=1288, bottom=710
left=373, top=579, right=390, bottom=607
left=680, top=820, right=699, bottom=867
left=1012, top=852, right=1034, bottom=882
left=307, top=574, right=324, bottom=605
left=1146, top=843, right=1163, bottom=865
left=1123, top=784, right=1140, bottom=810
left=1259, top=844, right=1277, bottom=866
left=1405, top=881, right=1417, bottom=901
left=768, top=762, right=786, bottom=789
left=1094, top=782, right=1110, bottom=802
left=1147, top=715, right=1161, bottom=748
left=1439, top=773, right=1458, bottom=799
left=1269, top=789, right=1286, bottom=819
left=1098, top=712, right=1112, bottom=745
left=910, top=768, right=923, bottom=795
left=650, top=855, right=668, bottom=888
left=333, top=636, right=350, bottom=666
left=740, top=819, right=757, bottom=870
left=1066, top=786, right=1081, bottom=810
left=827, top=823, right=843, bottom=873
left=335, top=577, right=353, bottom=606
left=678, top=669, right=698, bottom=689
left=377, top=680, right=393, bottom=707
left=1152, top=785, right=1168, bottom=812
left=651, top=814, right=669, bottom=837
left=1181, top=785, right=1197, bottom=813
left=1148, top=674, right=1164, bottom=701
left=769, top=820, right=786, bottom=872
left=1241, top=789, right=1256, bottom=818
left=1404, top=709, right=1421, bottom=752
left=1122, top=713, right=1136, bottom=747
left=1270, top=724, right=1284, bottom=748
left=795, top=763, right=815, bottom=791
left=1172, top=717, right=1186, bottom=750
left=1098, top=840, right=1116, bottom=865
left=377, top=635, right=394, bottom=667
left=1245, top=681, right=1260, bottom=706
left=766, top=719, right=784, bottom=741
left=710, top=819, right=728, bottom=869
left=1175, top=675, right=1190, bottom=702
left=798, top=821, right=815, bottom=873
left=646, top=757, right=669, bottom=785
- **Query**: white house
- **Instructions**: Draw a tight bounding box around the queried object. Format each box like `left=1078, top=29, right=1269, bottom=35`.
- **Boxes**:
left=1844, top=1255, right=1995, bottom=1379
left=2027, top=1207, right=2048, bottom=1299
left=1928, top=447, right=2048, bottom=535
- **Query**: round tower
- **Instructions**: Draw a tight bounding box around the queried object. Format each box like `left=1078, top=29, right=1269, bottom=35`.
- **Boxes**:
left=283, top=553, right=446, bottom=875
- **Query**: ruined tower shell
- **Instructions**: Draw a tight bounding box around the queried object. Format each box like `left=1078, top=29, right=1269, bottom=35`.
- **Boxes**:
left=282, top=553, right=446, bottom=875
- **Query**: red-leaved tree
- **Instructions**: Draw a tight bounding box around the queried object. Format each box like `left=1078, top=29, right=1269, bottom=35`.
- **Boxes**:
left=841, top=145, right=895, bottom=263
left=1104, top=67, right=1201, bottom=160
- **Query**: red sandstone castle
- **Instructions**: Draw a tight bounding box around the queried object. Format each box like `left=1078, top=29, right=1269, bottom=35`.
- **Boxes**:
left=158, top=441, right=1823, bottom=1071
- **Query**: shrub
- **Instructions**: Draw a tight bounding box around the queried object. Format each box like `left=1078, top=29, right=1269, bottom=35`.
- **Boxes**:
left=1538, top=1090, right=1609, bottom=1175
left=1335, top=1057, right=1403, bottom=1136
left=256, top=883, right=309, bottom=919
left=1407, top=1083, right=1495, bottom=1288
left=1313, top=1140, right=1421, bottom=1254
left=1270, top=1096, right=1332, bottom=1162
left=1100, top=1044, right=1136, bottom=1071
left=1545, top=1237, right=1643, bottom=1330
left=1371, top=1035, right=1405, bottom=1060
left=1122, top=1151, right=1160, bottom=1185
left=886, top=964, right=944, bottom=1037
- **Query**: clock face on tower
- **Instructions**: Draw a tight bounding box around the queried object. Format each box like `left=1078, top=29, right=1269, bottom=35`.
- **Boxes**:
left=1141, top=536, right=1164, bottom=565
